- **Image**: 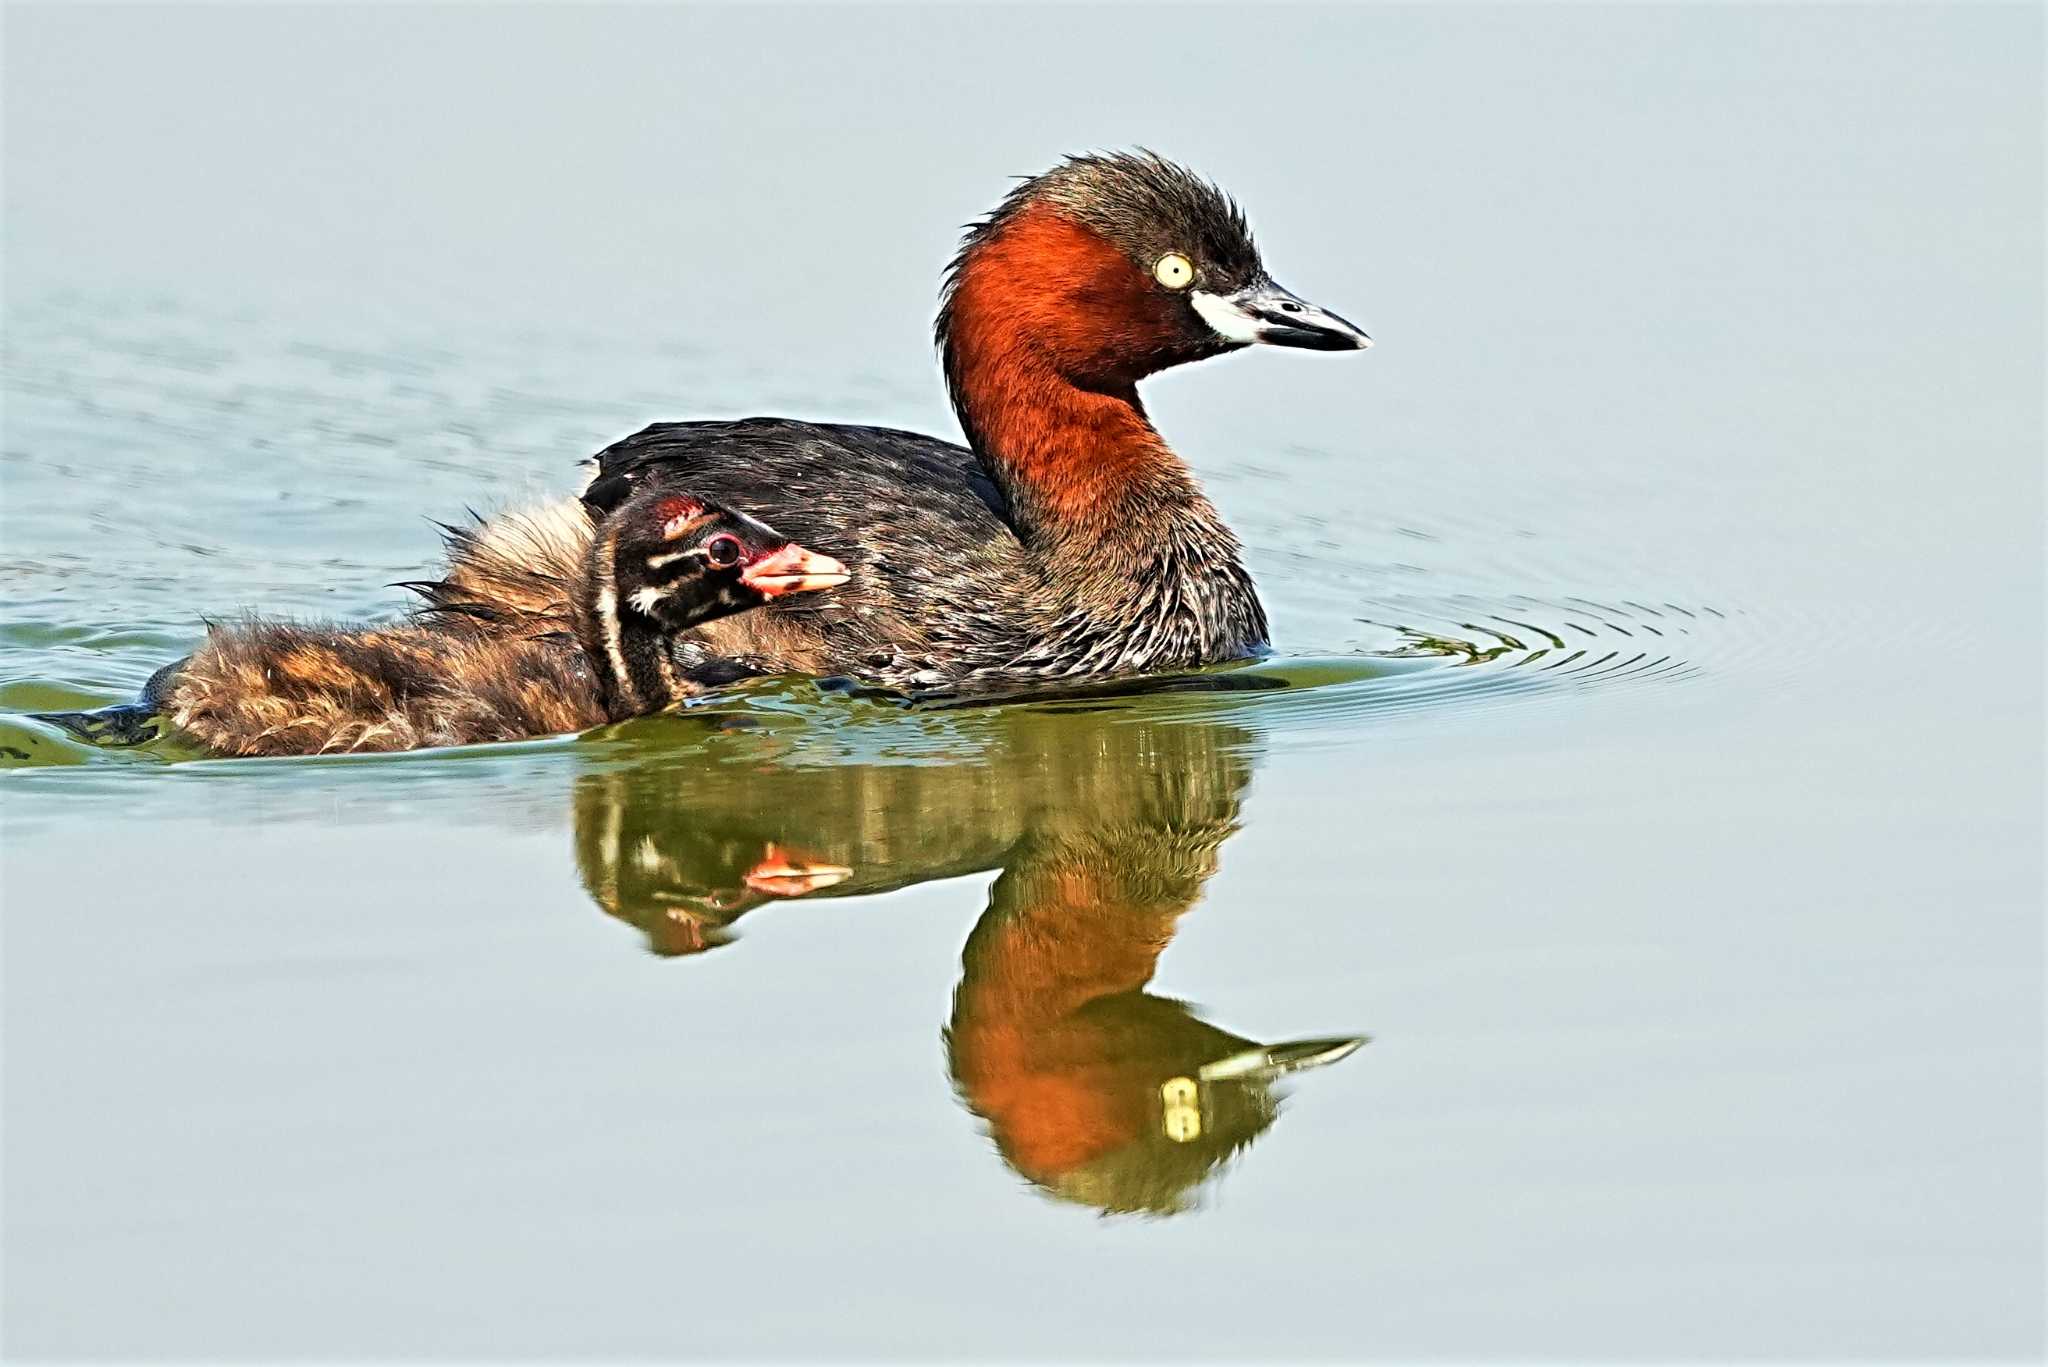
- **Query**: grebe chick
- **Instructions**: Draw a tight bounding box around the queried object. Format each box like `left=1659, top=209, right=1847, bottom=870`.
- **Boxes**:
left=447, top=150, right=1370, bottom=690
left=151, top=490, right=845, bottom=757
left=572, top=488, right=849, bottom=718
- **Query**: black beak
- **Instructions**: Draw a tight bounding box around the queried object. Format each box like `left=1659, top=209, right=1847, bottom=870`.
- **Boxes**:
left=1197, top=1035, right=1368, bottom=1082
left=1192, top=279, right=1373, bottom=352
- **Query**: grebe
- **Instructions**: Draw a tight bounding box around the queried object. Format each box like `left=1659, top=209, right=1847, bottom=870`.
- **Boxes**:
left=565, top=703, right=1363, bottom=1213
left=148, top=489, right=845, bottom=756
left=450, top=151, right=1369, bottom=689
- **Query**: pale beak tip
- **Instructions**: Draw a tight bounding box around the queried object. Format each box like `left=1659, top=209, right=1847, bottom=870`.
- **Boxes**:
left=740, top=544, right=852, bottom=598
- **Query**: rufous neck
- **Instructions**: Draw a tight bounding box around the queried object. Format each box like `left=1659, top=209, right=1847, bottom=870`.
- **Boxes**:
left=948, top=354, right=1196, bottom=546
left=940, top=205, right=1203, bottom=549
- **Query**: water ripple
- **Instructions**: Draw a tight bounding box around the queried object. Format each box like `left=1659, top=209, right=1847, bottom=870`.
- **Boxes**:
left=2, top=294, right=1738, bottom=776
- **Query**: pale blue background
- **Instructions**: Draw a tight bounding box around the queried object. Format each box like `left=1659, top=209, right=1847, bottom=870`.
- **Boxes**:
left=4, top=5, right=2041, bottom=1360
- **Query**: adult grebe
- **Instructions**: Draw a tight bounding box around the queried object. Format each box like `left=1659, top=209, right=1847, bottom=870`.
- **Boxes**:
left=438, top=151, right=1370, bottom=690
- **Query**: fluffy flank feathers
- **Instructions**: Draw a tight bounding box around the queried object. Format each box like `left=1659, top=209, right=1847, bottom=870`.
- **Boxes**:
left=163, top=618, right=604, bottom=757
left=405, top=497, right=594, bottom=629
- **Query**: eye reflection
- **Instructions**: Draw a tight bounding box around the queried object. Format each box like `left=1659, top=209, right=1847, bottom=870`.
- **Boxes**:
left=570, top=697, right=1364, bottom=1216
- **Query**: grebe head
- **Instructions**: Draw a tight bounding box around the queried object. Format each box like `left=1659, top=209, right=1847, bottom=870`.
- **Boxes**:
left=938, top=150, right=1370, bottom=397
left=611, top=490, right=851, bottom=629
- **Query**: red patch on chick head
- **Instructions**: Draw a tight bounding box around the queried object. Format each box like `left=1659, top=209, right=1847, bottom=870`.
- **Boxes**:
left=654, top=495, right=708, bottom=540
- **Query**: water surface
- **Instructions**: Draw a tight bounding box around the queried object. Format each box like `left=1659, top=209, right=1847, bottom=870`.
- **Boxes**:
left=2, top=5, right=2041, bottom=1360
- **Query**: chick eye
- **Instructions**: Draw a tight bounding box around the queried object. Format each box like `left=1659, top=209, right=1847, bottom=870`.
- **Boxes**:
left=704, top=534, right=743, bottom=568
left=1154, top=252, right=1195, bottom=291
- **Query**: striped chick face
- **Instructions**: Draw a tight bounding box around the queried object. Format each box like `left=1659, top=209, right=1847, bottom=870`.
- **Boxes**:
left=612, top=492, right=851, bottom=632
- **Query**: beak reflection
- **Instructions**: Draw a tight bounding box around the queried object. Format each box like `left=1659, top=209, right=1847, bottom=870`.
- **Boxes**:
left=570, top=700, right=1367, bottom=1216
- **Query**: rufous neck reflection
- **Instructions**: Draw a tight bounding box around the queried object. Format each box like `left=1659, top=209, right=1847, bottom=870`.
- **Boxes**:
left=570, top=699, right=1363, bottom=1214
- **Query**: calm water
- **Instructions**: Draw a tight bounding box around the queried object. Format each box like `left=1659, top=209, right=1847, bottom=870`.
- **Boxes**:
left=2, top=5, right=2041, bottom=1360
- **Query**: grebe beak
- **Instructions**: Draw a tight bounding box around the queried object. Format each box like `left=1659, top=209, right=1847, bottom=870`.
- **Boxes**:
left=1197, top=1035, right=1367, bottom=1083
left=739, top=543, right=852, bottom=597
left=1191, top=280, right=1373, bottom=352
left=743, top=843, right=855, bottom=897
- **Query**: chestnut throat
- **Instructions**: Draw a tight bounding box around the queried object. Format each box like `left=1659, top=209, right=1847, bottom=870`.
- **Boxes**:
left=933, top=202, right=1268, bottom=667
left=941, top=328, right=1269, bottom=665
left=951, top=358, right=1184, bottom=538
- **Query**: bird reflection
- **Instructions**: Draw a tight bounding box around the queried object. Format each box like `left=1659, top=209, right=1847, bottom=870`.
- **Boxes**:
left=570, top=694, right=1363, bottom=1214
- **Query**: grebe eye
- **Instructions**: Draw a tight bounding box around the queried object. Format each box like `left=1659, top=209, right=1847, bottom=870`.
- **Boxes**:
left=704, top=534, right=743, bottom=568
left=1154, top=253, right=1195, bottom=291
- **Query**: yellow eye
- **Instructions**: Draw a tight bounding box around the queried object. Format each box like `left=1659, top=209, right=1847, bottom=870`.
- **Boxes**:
left=1153, top=252, right=1194, bottom=290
